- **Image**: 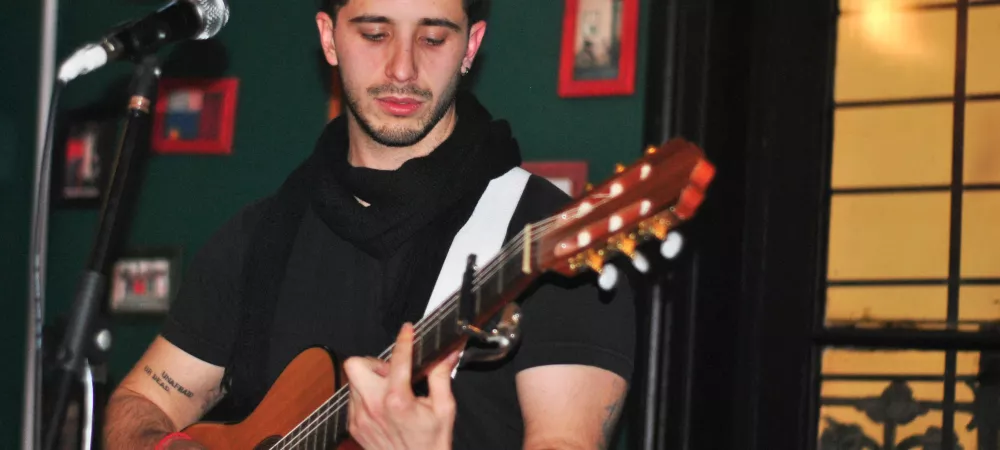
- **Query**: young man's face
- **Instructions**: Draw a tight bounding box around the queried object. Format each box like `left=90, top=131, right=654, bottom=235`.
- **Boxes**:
left=317, top=0, right=486, bottom=147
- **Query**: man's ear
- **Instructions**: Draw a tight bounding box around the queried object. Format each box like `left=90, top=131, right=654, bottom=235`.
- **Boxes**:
left=316, top=11, right=339, bottom=66
left=462, top=21, right=488, bottom=71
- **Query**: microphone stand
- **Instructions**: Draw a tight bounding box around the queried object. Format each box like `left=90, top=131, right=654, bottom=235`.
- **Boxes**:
left=42, top=55, right=161, bottom=450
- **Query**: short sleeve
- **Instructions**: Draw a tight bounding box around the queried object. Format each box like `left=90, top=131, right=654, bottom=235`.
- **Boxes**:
left=160, top=198, right=270, bottom=366
left=509, top=273, right=636, bottom=381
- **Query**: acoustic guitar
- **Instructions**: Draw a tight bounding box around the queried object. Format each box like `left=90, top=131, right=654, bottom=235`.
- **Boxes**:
left=181, top=138, right=716, bottom=449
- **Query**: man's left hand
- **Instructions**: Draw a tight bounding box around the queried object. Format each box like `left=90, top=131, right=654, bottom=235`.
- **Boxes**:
left=343, top=322, right=461, bottom=450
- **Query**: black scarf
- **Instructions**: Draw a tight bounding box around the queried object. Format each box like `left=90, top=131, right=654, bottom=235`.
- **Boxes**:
left=221, top=91, right=521, bottom=414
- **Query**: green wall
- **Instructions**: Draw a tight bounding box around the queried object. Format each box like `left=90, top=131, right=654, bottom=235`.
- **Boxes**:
left=0, top=0, right=41, bottom=442
left=1, top=0, right=651, bottom=446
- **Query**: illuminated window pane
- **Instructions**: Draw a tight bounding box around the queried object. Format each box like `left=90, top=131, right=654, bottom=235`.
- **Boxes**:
left=839, top=0, right=956, bottom=11
left=958, top=286, right=1000, bottom=330
left=825, top=286, right=946, bottom=327
left=832, top=104, right=953, bottom=188
left=967, top=5, right=1000, bottom=94
left=824, top=348, right=945, bottom=374
left=961, top=191, right=1000, bottom=277
left=835, top=9, right=956, bottom=102
left=964, top=101, right=1000, bottom=184
left=828, top=193, right=950, bottom=280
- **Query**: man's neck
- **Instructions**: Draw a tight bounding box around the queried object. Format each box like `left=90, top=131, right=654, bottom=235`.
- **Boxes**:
left=346, top=107, right=458, bottom=171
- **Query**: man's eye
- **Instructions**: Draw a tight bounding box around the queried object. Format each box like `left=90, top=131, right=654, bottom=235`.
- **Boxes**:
left=424, top=37, right=446, bottom=46
left=362, top=33, right=386, bottom=41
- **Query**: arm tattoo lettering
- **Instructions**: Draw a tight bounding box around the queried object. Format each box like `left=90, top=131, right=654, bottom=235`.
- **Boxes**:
left=142, top=365, right=194, bottom=398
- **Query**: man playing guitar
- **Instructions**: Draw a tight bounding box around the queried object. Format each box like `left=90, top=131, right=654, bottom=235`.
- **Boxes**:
left=103, top=0, right=636, bottom=448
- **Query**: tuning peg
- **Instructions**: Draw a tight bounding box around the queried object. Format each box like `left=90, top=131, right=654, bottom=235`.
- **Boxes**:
left=615, top=163, right=626, bottom=174
left=660, top=231, right=683, bottom=259
left=629, top=251, right=650, bottom=274
left=585, top=183, right=594, bottom=192
left=597, top=264, right=619, bottom=291
left=646, top=145, right=658, bottom=155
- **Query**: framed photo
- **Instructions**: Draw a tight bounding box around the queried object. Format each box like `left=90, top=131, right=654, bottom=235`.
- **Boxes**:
left=52, top=106, right=120, bottom=208
left=108, top=247, right=182, bottom=315
left=557, top=0, right=640, bottom=98
left=152, top=77, right=239, bottom=155
left=522, top=161, right=589, bottom=198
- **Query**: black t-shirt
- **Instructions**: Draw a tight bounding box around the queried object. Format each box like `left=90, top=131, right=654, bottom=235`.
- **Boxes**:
left=161, top=175, right=636, bottom=449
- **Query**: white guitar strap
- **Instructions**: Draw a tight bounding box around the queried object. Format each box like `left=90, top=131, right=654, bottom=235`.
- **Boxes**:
left=421, top=167, right=530, bottom=379
left=423, top=167, right=532, bottom=318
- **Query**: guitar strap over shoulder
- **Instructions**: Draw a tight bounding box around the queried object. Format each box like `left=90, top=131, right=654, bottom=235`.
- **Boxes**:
left=423, top=167, right=532, bottom=318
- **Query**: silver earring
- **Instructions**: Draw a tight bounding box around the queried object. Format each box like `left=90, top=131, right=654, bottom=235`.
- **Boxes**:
left=461, top=66, right=470, bottom=76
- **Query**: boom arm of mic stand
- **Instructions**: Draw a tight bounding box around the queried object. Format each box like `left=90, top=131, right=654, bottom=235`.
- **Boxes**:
left=42, top=55, right=161, bottom=450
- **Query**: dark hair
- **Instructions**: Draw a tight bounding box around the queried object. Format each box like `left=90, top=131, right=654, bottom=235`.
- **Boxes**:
left=320, top=0, right=490, bottom=25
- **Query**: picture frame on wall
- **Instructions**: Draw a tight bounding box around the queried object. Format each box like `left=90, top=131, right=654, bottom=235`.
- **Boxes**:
left=557, top=0, right=640, bottom=98
left=107, top=247, right=183, bottom=315
left=52, top=106, right=120, bottom=208
left=522, top=161, right=590, bottom=198
left=152, top=77, right=239, bottom=155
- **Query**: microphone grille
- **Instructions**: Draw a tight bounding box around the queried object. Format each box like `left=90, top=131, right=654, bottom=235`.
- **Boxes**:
left=189, top=0, right=230, bottom=40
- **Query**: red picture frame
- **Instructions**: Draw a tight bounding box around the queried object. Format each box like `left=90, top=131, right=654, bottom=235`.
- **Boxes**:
left=557, top=0, right=639, bottom=98
left=522, top=161, right=590, bottom=198
left=152, top=77, right=240, bottom=155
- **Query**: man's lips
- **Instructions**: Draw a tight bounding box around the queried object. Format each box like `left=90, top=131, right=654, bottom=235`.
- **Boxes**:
left=376, top=97, right=424, bottom=116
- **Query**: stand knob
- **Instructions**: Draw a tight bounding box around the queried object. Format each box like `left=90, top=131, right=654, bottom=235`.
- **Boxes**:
left=660, top=231, right=684, bottom=259
left=94, top=329, right=112, bottom=352
left=598, top=264, right=620, bottom=291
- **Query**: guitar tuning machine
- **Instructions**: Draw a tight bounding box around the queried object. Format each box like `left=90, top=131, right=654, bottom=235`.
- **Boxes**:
left=660, top=231, right=683, bottom=260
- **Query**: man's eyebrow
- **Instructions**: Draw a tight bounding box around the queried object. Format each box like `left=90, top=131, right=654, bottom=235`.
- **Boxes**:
left=419, top=18, right=462, bottom=32
left=348, top=14, right=391, bottom=25
left=347, top=15, right=462, bottom=32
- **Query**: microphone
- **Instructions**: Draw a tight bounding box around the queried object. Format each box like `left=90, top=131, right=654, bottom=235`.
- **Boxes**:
left=57, top=0, right=230, bottom=83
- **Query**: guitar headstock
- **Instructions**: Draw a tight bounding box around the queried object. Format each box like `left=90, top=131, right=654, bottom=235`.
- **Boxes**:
left=532, top=138, right=715, bottom=279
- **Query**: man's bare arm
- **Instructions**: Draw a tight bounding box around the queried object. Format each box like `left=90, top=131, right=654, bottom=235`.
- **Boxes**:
left=516, top=364, right=629, bottom=450
left=104, top=336, right=225, bottom=449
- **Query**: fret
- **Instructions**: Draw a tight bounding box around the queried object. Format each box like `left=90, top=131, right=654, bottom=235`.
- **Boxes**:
left=332, top=409, right=340, bottom=446
left=321, top=420, right=329, bottom=450
left=496, top=259, right=504, bottom=295
left=475, top=288, right=481, bottom=316
left=434, top=315, right=442, bottom=349
left=417, top=326, right=435, bottom=369
left=444, top=303, right=461, bottom=334
left=309, top=431, right=316, bottom=450
left=336, top=407, right=348, bottom=442
left=415, top=329, right=424, bottom=368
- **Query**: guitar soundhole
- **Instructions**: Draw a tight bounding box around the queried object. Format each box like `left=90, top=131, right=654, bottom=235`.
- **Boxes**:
left=253, top=436, right=282, bottom=450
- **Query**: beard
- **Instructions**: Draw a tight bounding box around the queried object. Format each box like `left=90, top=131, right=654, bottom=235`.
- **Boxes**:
left=342, top=70, right=463, bottom=148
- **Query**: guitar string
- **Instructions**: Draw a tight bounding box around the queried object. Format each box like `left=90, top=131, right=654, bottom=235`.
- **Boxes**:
left=271, top=196, right=624, bottom=449
left=272, top=196, right=621, bottom=449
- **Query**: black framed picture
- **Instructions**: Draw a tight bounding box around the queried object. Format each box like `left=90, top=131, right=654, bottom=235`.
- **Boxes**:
left=107, top=247, right=183, bottom=315
left=52, top=105, right=122, bottom=208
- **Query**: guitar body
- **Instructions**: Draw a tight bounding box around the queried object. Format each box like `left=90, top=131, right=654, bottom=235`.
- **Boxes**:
left=183, top=348, right=361, bottom=450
